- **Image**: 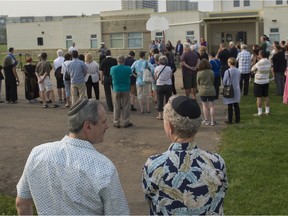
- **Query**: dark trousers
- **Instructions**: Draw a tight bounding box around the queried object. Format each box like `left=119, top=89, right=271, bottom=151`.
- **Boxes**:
left=86, top=76, right=99, bottom=100
left=274, top=72, right=285, bottom=96
left=157, top=85, right=172, bottom=112
left=5, top=77, right=18, bottom=102
left=214, top=76, right=221, bottom=99
left=103, top=76, right=113, bottom=111
left=240, top=73, right=250, bottom=96
left=227, top=103, right=240, bottom=123
left=172, top=74, right=177, bottom=95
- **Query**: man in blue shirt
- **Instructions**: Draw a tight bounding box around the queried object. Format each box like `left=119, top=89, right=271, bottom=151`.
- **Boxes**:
left=66, top=50, right=88, bottom=105
left=110, top=55, right=133, bottom=128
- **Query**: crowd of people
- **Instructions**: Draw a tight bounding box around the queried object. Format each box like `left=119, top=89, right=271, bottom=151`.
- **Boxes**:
left=1, top=35, right=288, bottom=214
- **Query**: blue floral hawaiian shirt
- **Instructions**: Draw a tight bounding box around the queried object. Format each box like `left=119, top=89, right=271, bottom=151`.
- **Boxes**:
left=142, top=142, right=228, bottom=215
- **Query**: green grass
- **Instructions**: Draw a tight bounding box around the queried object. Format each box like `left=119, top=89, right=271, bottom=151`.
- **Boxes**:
left=219, top=82, right=288, bottom=214
left=0, top=194, right=17, bottom=215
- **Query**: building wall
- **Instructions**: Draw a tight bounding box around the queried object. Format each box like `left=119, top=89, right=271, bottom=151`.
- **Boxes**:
left=166, top=0, right=198, bottom=12
left=100, top=10, right=151, bottom=57
left=263, top=6, right=288, bottom=41
left=213, top=0, right=263, bottom=12
left=6, top=16, right=101, bottom=50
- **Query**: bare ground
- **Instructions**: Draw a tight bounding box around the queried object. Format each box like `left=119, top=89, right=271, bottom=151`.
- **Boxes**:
left=0, top=70, right=226, bottom=215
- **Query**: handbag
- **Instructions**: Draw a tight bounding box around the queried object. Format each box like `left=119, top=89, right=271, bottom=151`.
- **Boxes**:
left=223, top=70, right=234, bottom=98
left=142, top=61, right=153, bottom=83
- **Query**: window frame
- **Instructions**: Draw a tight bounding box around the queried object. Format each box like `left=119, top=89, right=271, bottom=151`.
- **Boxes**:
left=233, top=0, right=240, bottom=7
left=110, top=33, right=124, bottom=49
left=128, top=32, right=143, bottom=49
left=90, top=34, right=98, bottom=49
left=244, top=0, right=250, bottom=6
left=66, top=35, right=73, bottom=49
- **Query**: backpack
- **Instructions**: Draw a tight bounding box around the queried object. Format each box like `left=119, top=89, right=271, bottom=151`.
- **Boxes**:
left=54, top=66, right=62, bottom=80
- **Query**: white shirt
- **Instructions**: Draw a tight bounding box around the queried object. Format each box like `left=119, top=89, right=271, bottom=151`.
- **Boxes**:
left=53, top=56, right=65, bottom=70
left=17, top=136, right=130, bottom=215
left=85, top=61, right=100, bottom=82
left=68, top=46, right=77, bottom=53
left=251, top=58, right=271, bottom=85
left=154, top=65, right=172, bottom=86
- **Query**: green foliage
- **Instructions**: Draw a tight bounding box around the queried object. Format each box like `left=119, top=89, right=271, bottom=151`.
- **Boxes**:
left=219, top=82, right=288, bottom=214
left=0, top=194, right=17, bottom=215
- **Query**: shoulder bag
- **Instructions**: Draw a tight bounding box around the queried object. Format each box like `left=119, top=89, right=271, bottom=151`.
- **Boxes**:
left=223, top=70, right=234, bottom=98
left=142, top=61, right=154, bottom=83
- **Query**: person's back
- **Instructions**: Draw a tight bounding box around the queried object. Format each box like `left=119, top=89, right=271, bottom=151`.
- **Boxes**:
left=16, top=99, right=130, bottom=215
left=110, top=64, right=131, bottom=92
left=181, top=49, right=198, bottom=74
left=17, top=138, right=123, bottom=214
left=67, top=51, right=87, bottom=85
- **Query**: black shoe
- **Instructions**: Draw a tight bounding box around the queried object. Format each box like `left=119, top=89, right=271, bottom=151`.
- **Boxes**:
left=224, top=120, right=233, bottom=125
left=124, top=123, right=133, bottom=128
left=47, top=99, right=52, bottom=104
left=130, top=106, right=137, bottom=111
left=114, top=124, right=120, bottom=128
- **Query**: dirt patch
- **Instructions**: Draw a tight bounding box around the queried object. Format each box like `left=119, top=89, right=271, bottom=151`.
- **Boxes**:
left=0, top=70, right=226, bottom=214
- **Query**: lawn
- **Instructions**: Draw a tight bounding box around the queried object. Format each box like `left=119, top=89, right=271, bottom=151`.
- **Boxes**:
left=219, top=82, right=288, bottom=214
left=0, top=82, right=287, bottom=214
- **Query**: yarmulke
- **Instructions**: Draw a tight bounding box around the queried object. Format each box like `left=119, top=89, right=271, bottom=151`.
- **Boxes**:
left=171, top=96, right=201, bottom=119
left=68, top=98, right=89, bottom=117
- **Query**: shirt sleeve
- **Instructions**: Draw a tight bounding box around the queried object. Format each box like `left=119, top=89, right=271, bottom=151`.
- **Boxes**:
left=16, top=150, right=35, bottom=199
left=99, top=166, right=130, bottom=215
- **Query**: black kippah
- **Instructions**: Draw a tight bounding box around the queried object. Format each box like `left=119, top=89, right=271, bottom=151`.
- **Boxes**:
left=171, top=96, right=201, bottom=119
left=68, top=98, right=89, bottom=117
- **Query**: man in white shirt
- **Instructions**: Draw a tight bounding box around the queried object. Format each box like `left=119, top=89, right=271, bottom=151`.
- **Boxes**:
left=68, top=42, right=77, bottom=53
left=16, top=99, right=130, bottom=215
left=53, top=49, right=65, bottom=102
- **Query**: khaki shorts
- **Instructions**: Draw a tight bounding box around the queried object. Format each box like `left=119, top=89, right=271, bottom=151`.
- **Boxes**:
left=38, top=76, right=53, bottom=92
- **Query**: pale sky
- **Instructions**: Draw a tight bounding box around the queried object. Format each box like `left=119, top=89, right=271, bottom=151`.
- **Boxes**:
left=0, top=0, right=213, bottom=17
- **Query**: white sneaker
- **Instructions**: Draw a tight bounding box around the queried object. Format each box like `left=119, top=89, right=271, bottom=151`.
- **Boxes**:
left=210, top=121, right=216, bottom=126
left=202, top=120, right=210, bottom=126
left=253, top=113, right=262, bottom=117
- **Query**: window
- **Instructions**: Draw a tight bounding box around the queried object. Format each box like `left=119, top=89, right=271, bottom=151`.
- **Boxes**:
left=90, top=34, right=97, bottom=48
left=233, top=0, right=240, bottom=7
left=236, top=31, right=247, bottom=44
left=244, top=0, right=250, bottom=6
left=270, top=28, right=280, bottom=43
left=37, top=37, right=43, bottom=46
left=276, top=0, right=283, bottom=4
left=186, top=31, right=195, bottom=41
left=128, top=32, right=142, bottom=48
left=66, top=35, right=73, bottom=49
left=155, top=32, right=163, bottom=40
left=110, top=33, right=124, bottom=48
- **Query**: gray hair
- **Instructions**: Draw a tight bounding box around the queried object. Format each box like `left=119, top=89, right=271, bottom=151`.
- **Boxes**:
left=229, top=41, right=235, bottom=46
left=117, top=55, right=125, bottom=64
left=158, top=55, right=168, bottom=65
left=184, top=43, right=191, bottom=50
left=57, top=49, right=63, bottom=57
left=241, top=44, right=247, bottom=50
left=68, top=99, right=102, bottom=133
left=163, top=102, right=201, bottom=139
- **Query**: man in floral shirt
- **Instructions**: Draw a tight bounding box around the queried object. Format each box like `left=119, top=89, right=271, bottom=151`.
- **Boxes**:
left=142, top=95, right=228, bottom=215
